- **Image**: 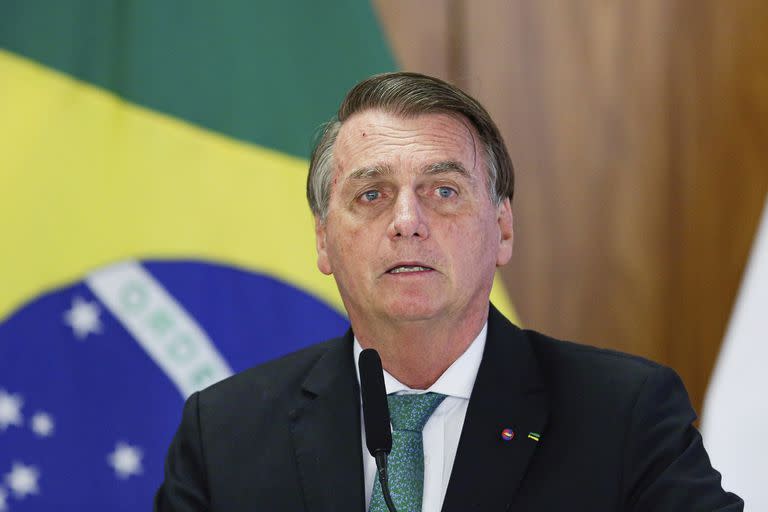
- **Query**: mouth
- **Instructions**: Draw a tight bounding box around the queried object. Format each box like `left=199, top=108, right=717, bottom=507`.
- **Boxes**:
left=386, top=263, right=435, bottom=274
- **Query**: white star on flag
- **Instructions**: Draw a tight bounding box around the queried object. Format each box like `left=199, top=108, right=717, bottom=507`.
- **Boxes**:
left=30, top=412, right=55, bottom=437
left=4, top=462, right=40, bottom=499
left=108, top=442, right=143, bottom=479
left=63, top=296, right=103, bottom=339
left=0, top=486, right=8, bottom=512
left=0, top=390, right=23, bottom=431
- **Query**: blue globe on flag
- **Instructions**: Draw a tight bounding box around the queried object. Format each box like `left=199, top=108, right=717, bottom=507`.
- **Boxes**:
left=0, top=260, right=348, bottom=510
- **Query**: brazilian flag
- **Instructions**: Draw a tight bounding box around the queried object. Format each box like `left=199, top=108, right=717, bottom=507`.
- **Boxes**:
left=0, top=2, right=515, bottom=509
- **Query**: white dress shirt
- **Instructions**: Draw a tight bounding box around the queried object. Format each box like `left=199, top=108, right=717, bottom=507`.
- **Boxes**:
left=353, top=323, right=487, bottom=512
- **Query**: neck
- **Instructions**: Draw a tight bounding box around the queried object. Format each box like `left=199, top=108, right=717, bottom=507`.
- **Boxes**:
left=351, top=304, right=489, bottom=389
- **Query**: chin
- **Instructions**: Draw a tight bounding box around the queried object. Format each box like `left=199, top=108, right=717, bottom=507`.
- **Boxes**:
left=380, top=298, right=444, bottom=322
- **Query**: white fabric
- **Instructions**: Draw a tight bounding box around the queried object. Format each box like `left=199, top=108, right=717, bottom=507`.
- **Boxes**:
left=702, top=196, right=768, bottom=512
left=353, top=323, right=487, bottom=512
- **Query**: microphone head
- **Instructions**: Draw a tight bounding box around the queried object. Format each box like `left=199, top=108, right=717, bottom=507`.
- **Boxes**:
left=358, top=348, right=392, bottom=456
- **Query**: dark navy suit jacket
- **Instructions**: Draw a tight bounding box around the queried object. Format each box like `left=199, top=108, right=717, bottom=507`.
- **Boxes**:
left=155, top=305, right=743, bottom=511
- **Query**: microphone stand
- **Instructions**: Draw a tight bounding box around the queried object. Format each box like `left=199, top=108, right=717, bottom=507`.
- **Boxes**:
left=374, top=451, right=397, bottom=512
left=359, top=348, right=398, bottom=512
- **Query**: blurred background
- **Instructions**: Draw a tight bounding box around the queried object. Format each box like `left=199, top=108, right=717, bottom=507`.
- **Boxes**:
left=1, top=0, right=766, bottom=509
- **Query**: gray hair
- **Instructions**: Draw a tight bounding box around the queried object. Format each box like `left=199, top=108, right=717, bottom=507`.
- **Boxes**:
left=307, top=72, right=514, bottom=220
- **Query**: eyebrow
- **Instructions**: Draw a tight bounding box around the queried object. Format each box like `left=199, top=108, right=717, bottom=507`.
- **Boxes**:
left=346, top=164, right=393, bottom=181
left=424, top=160, right=471, bottom=178
left=346, top=160, right=471, bottom=182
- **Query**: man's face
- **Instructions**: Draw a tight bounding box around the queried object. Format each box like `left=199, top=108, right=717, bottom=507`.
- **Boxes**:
left=315, top=109, right=513, bottom=327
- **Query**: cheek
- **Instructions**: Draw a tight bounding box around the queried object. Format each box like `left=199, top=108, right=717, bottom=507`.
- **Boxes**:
left=326, top=223, right=369, bottom=266
left=448, top=217, right=498, bottom=264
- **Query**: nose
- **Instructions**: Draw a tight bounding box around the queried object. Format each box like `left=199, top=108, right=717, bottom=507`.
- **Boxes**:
left=387, top=190, right=429, bottom=240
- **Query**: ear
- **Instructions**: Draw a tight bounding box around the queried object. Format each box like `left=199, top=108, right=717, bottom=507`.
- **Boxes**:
left=495, top=198, right=514, bottom=267
left=315, top=216, right=333, bottom=275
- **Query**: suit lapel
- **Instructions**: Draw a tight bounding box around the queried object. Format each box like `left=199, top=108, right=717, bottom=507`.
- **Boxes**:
left=290, top=332, right=365, bottom=512
left=442, top=305, right=550, bottom=512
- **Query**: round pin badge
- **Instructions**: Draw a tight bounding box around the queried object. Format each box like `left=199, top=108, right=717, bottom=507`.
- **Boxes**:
left=501, top=428, right=515, bottom=441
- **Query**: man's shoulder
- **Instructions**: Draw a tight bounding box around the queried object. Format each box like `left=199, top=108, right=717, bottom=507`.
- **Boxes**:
left=517, top=326, right=678, bottom=407
left=524, top=328, right=662, bottom=379
left=195, top=335, right=349, bottom=410
left=489, top=306, right=665, bottom=389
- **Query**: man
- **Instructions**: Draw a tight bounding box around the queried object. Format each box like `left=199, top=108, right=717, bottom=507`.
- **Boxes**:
left=155, top=72, right=742, bottom=511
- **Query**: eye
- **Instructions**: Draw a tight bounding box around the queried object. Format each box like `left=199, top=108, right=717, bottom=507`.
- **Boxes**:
left=436, top=186, right=457, bottom=198
left=361, top=190, right=380, bottom=202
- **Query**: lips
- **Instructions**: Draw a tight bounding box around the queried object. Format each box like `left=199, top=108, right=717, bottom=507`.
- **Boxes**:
left=386, top=263, right=435, bottom=274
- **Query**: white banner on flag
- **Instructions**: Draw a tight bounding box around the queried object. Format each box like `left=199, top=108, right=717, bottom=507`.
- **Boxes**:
left=86, top=261, right=234, bottom=398
left=702, top=196, right=768, bottom=510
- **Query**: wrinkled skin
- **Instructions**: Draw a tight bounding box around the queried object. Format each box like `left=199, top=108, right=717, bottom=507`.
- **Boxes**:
left=315, top=109, right=513, bottom=387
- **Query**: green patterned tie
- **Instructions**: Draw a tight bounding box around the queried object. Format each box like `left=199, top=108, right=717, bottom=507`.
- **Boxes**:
left=368, top=392, right=447, bottom=512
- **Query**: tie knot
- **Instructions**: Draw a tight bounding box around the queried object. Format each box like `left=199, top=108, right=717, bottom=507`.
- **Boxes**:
left=387, top=392, right=447, bottom=432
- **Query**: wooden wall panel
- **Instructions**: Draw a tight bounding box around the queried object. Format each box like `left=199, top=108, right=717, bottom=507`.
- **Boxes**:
left=666, top=0, right=768, bottom=409
left=372, top=0, right=452, bottom=79
left=372, top=0, right=768, bottom=413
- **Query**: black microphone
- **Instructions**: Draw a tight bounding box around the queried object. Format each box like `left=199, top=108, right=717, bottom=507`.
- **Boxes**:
left=358, top=348, right=397, bottom=512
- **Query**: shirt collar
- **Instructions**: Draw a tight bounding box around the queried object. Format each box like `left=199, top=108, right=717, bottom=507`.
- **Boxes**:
left=352, top=322, right=487, bottom=400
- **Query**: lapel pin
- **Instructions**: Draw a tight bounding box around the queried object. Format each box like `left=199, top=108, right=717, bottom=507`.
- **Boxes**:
left=527, top=432, right=541, bottom=442
left=500, top=428, right=515, bottom=441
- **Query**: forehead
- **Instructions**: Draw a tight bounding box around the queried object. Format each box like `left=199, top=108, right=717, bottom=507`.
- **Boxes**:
left=333, top=109, right=482, bottom=176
